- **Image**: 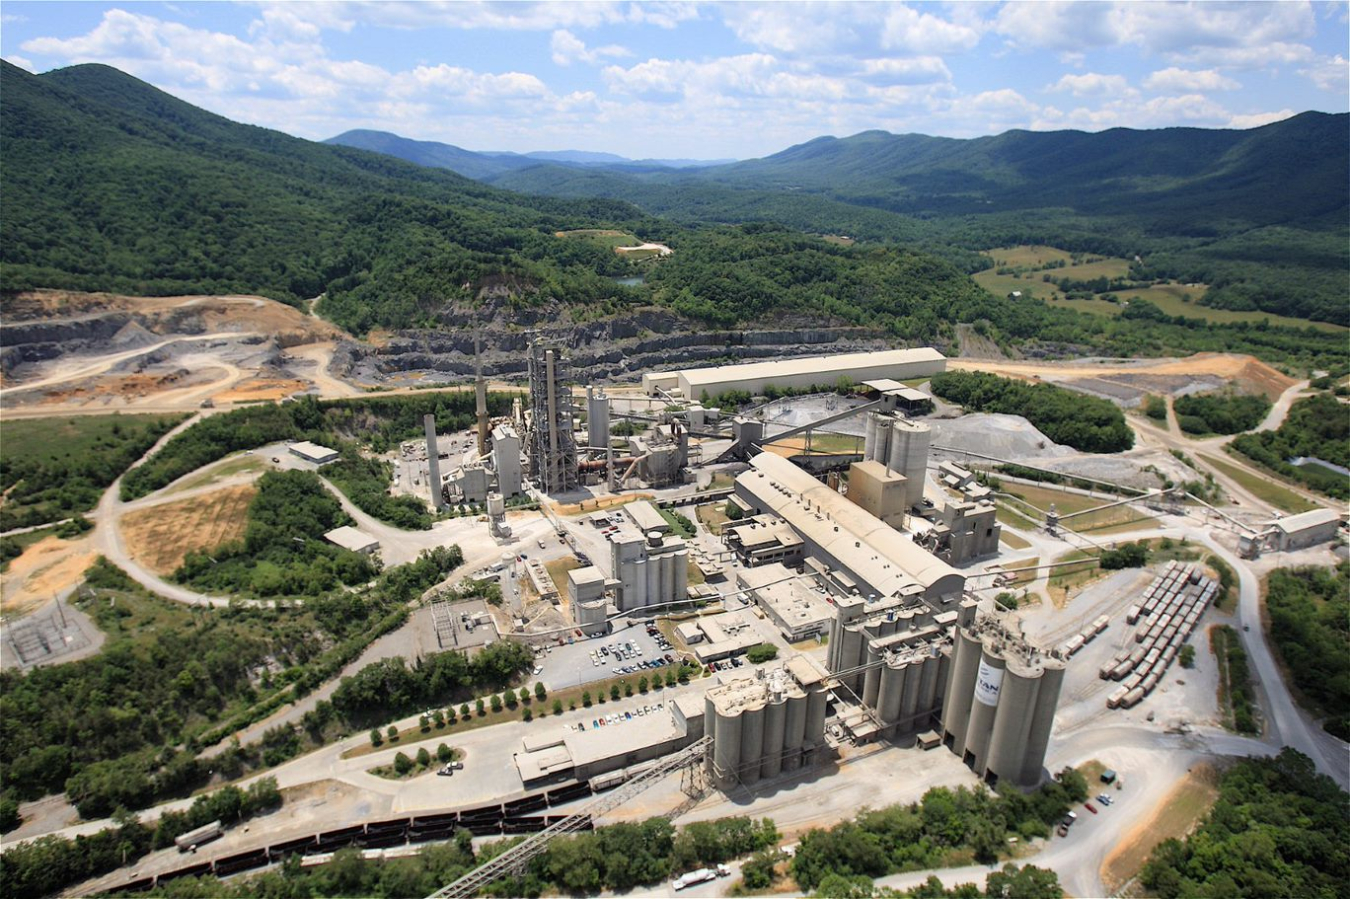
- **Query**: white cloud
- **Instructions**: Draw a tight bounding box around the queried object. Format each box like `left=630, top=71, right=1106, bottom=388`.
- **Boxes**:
left=4, top=54, right=34, bottom=71
left=1144, top=67, right=1240, bottom=93
left=1301, top=55, right=1349, bottom=92
left=995, top=1, right=1318, bottom=70
left=880, top=4, right=982, bottom=54
left=857, top=57, right=952, bottom=86
left=317, top=1, right=696, bottom=32
left=1, top=13, right=28, bottom=25
left=1227, top=109, right=1298, bottom=128
left=550, top=29, right=631, bottom=66
left=1046, top=72, right=1133, bottom=98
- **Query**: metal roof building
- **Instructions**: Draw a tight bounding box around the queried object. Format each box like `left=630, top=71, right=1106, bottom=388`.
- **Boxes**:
left=643, top=347, right=945, bottom=400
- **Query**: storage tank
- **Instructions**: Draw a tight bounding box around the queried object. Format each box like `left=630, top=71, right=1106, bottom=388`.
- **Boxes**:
left=838, top=626, right=865, bottom=691
left=762, top=692, right=787, bottom=779
left=866, top=412, right=892, bottom=464
left=486, top=492, right=505, bottom=518
left=674, top=549, right=689, bottom=602
left=940, top=628, right=982, bottom=754
left=660, top=551, right=675, bottom=605
left=984, top=660, right=1042, bottom=787
left=862, top=646, right=883, bottom=708
left=876, top=660, right=906, bottom=738
left=587, top=386, right=610, bottom=449
left=1017, top=658, right=1066, bottom=786
left=864, top=413, right=879, bottom=462
left=887, top=418, right=931, bottom=509
left=783, top=691, right=807, bottom=772
left=963, top=645, right=1007, bottom=772
left=739, top=697, right=766, bottom=786
left=713, top=705, right=743, bottom=789
left=804, top=686, right=828, bottom=762
left=899, top=654, right=924, bottom=734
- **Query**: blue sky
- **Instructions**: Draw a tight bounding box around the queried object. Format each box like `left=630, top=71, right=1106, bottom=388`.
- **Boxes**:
left=3, top=2, right=1346, bottom=159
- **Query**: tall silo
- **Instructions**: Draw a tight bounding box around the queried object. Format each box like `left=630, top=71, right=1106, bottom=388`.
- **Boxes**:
left=1017, top=659, right=1066, bottom=787
left=804, top=685, right=828, bottom=763
left=985, top=658, right=1042, bottom=787
left=762, top=690, right=788, bottom=779
left=739, top=695, right=766, bottom=786
left=964, top=644, right=1007, bottom=773
left=587, top=386, right=610, bottom=449
left=898, top=654, right=924, bottom=735
left=941, top=628, right=982, bottom=754
left=877, top=659, right=907, bottom=739
left=887, top=418, right=931, bottom=509
left=862, top=644, right=883, bottom=708
left=866, top=412, right=892, bottom=464
left=674, top=548, right=689, bottom=603
left=713, top=705, right=743, bottom=790
left=783, top=689, right=807, bottom=772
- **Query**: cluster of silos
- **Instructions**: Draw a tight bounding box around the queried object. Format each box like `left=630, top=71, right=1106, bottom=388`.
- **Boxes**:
left=705, top=670, right=827, bottom=789
left=939, top=619, right=1066, bottom=789
left=866, top=642, right=950, bottom=741
left=861, top=413, right=930, bottom=510
left=829, top=598, right=976, bottom=695
left=610, top=533, right=688, bottom=612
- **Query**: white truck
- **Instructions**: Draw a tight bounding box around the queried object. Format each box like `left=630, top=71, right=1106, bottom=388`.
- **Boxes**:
left=174, top=819, right=223, bottom=852
left=671, top=864, right=731, bottom=890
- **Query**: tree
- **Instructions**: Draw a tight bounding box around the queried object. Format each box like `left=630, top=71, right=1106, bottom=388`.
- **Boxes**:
left=475, top=698, right=486, bottom=717
left=419, top=714, right=430, bottom=733
left=491, top=694, right=504, bottom=712
left=625, top=682, right=634, bottom=697
left=552, top=699, right=564, bottom=716
left=387, top=725, right=399, bottom=742
left=519, top=687, right=531, bottom=705
left=747, top=643, right=779, bottom=664
left=611, top=684, right=621, bottom=701
left=724, top=500, right=744, bottom=521
left=582, top=690, right=592, bottom=707
left=1179, top=644, right=1196, bottom=669
left=461, top=702, right=472, bottom=719
left=416, top=747, right=431, bottom=767
left=393, top=752, right=413, bottom=775
left=983, top=864, right=1062, bottom=899
left=437, top=743, right=452, bottom=763
left=523, top=708, right=533, bottom=722
left=639, top=676, right=649, bottom=693
left=445, top=707, right=456, bottom=724
left=0, top=797, right=20, bottom=833
left=741, top=848, right=781, bottom=890
left=535, top=682, right=547, bottom=701
left=666, top=670, right=678, bottom=687
left=370, top=728, right=383, bottom=747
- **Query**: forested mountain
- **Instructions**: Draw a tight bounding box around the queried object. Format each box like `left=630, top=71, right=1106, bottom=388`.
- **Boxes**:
left=0, top=60, right=653, bottom=320
left=486, top=114, right=1350, bottom=325
left=322, top=129, right=543, bottom=180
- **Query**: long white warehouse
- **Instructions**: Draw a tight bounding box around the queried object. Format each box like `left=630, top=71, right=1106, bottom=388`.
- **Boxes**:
left=643, top=347, right=946, bottom=399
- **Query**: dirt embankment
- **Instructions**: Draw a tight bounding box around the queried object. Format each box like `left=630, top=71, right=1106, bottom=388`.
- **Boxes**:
left=121, top=484, right=257, bottom=575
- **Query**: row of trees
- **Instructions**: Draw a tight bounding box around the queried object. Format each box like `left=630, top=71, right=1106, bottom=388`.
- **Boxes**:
left=790, top=770, right=1088, bottom=891
left=930, top=370, right=1133, bottom=453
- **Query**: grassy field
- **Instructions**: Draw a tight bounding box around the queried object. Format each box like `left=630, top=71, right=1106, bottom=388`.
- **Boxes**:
left=1100, top=763, right=1220, bottom=892
left=166, top=453, right=266, bottom=495
left=543, top=555, right=582, bottom=596
left=1056, top=256, right=1132, bottom=280
left=1007, top=556, right=1041, bottom=586
left=0, top=412, right=184, bottom=461
left=972, top=268, right=1052, bottom=300
left=553, top=228, right=640, bottom=249
left=985, top=246, right=1074, bottom=268
left=995, top=500, right=1041, bottom=532
left=1001, top=483, right=1159, bottom=535
left=1046, top=549, right=1104, bottom=606
left=1199, top=453, right=1317, bottom=514
left=999, top=529, right=1031, bottom=550
left=696, top=502, right=731, bottom=536
left=121, top=484, right=256, bottom=574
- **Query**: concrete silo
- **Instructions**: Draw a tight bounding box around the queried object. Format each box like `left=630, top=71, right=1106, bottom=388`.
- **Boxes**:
left=886, top=418, right=931, bottom=510
left=984, top=657, right=1043, bottom=788
left=1017, top=658, right=1066, bottom=787
left=738, top=692, right=766, bottom=786
left=940, top=627, right=983, bottom=754
left=962, top=644, right=1007, bottom=773
left=586, top=386, right=610, bottom=449
left=783, top=687, right=808, bottom=772
left=761, top=689, right=788, bottom=779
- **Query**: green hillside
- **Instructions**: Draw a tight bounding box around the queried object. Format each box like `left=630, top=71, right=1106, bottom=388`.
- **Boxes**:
left=0, top=61, right=649, bottom=331
left=489, top=115, right=1349, bottom=325
left=323, top=129, right=540, bottom=181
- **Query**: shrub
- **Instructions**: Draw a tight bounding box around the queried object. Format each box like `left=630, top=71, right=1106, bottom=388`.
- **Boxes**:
left=746, top=643, right=779, bottom=664
left=393, top=752, right=413, bottom=775
left=437, top=743, right=452, bottom=763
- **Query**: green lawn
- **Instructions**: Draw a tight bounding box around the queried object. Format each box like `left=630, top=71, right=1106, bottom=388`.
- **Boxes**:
left=554, top=228, right=641, bottom=249
left=166, top=453, right=266, bottom=494
left=1199, top=453, right=1317, bottom=514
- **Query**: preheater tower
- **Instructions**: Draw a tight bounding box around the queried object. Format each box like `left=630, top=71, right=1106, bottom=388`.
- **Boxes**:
left=526, top=339, right=579, bottom=495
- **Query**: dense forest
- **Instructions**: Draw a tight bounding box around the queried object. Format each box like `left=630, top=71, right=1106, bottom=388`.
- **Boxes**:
left=1264, top=564, right=1350, bottom=740
left=0, top=413, right=185, bottom=530
left=930, top=370, right=1133, bottom=453
left=1172, top=391, right=1271, bottom=436
left=1139, top=750, right=1348, bottom=899
left=1230, top=393, right=1349, bottom=499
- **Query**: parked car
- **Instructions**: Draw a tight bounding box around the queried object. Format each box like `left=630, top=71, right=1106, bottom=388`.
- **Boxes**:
left=1084, top=802, right=1098, bottom=814
left=1096, top=794, right=1113, bottom=806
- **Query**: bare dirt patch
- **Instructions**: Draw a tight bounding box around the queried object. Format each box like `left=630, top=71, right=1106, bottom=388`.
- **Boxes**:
left=122, top=484, right=256, bottom=575
left=951, top=353, right=1295, bottom=400
left=1100, top=762, right=1220, bottom=892
left=553, top=493, right=654, bottom=516
left=211, top=377, right=308, bottom=403
left=0, top=534, right=97, bottom=616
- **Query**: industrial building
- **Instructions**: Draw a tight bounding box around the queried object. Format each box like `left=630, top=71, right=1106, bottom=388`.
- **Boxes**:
left=643, top=347, right=945, bottom=401
left=324, top=526, right=379, bottom=555
left=704, top=657, right=829, bottom=789
left=735, top=452, right=965, bottom=604
left=845, top=460, right=909, bottom=527
left=918, top=500, right=1002, bottom=566
left=681, top=611, right=764, bottom=663
left=624, top=500, right=669, bottom=534
left=734, top=564, right=834, bottom=641
left=861, top=413, right=930, bottom=511
left=1238, top=507, right=1343, bottom=557
left=492, top=425, right=523, bottom=498
left=610, top=531, right=690, bottom=611
left=288, top=441, right=339, bottom=465
left=567, top=566, right=614, bottom=636
left=721, top=515, right=805, bottom=568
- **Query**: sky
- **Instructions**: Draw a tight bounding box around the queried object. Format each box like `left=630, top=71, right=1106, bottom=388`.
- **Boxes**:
left=2, top=1, right=1347, bottom=160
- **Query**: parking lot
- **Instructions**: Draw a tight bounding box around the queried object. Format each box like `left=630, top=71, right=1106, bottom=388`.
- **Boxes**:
left=530, top=620, right=678, bottom=691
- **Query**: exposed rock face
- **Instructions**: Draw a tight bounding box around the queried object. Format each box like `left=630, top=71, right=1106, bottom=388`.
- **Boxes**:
left=333, top=307, right=901, bottom=384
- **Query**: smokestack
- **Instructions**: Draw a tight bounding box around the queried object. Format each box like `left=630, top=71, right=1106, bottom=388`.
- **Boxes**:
left=424, top=413, right=444, bottom=509
left=475, top=332, right=490, bottom=458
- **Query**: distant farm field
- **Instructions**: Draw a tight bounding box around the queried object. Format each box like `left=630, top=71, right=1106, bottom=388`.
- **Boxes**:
left=122, top=484, right=256, bottom=574
left=554, top=229, right=641, bottom=249
left=978, top=245, right=1346, bottom=334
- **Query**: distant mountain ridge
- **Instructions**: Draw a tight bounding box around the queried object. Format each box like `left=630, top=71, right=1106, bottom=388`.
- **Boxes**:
left=323, top=129, right=735, bottom=178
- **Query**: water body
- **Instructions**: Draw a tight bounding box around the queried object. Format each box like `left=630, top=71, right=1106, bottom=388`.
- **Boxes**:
left=612, top=275, right=645, bottom=287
